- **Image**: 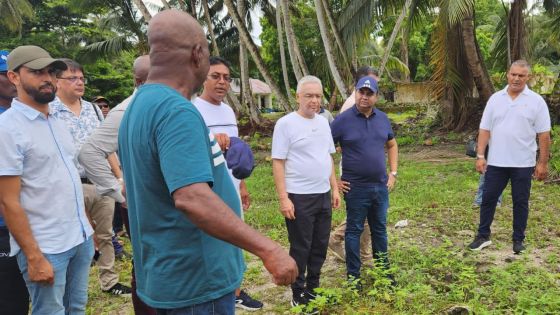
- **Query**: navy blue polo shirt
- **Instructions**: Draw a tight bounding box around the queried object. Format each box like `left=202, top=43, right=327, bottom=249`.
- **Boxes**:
left=331, top=105, right=394, bottom=186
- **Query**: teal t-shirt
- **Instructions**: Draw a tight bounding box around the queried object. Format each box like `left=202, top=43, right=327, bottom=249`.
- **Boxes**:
left=118, top=84, right=245, bottom=309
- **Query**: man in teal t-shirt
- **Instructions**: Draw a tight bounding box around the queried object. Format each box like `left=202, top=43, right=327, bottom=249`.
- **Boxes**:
left=118, top=10, right=297, bottom=314
left=119, top=82, right=245, bottom=308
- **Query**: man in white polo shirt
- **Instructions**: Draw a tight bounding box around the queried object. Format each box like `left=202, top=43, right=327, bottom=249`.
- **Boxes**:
left=193, top=56, right=262, bottom=311
left=272, top=75, right=340, bottom=307
left=469, top=60, right=551, bottom=254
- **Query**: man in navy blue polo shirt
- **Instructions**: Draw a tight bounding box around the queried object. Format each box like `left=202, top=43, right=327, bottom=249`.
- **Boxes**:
left=331, top=76, right=399, bottom=283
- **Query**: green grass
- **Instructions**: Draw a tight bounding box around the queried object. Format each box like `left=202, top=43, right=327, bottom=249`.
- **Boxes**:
left=86, top=142, right=560, bottom=314
left=387, top=110, right=418, bottom=124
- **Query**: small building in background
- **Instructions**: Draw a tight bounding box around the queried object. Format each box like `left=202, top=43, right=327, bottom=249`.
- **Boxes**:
left=231, top=78, right=273, bottom=110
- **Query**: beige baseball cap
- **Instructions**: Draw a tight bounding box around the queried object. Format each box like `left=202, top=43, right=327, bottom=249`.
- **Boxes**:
left=7, top=45, right=67, bottom=71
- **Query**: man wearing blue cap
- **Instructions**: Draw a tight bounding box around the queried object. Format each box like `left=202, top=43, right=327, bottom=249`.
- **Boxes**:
left=0, top=49, right=29, bottom=315
left=331, top=76, right=399, bottom=285
left=0, top=50, right=16, bottom=113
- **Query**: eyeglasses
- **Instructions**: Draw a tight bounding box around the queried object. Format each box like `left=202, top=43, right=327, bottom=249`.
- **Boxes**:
left=58, top=76, right=87, bottom=84
left=99, top=104, right=109, bottom=109
left=207, top=73, right=232, bottom=83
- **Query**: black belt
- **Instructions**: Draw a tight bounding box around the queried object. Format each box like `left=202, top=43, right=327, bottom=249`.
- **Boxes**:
left=81, top=178, right=93, bottom=184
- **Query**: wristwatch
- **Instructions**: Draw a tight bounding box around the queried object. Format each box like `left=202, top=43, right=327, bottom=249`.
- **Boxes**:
left=390, top=171, right=398, bottom=178
left=476, top=154, right=485, bottom=160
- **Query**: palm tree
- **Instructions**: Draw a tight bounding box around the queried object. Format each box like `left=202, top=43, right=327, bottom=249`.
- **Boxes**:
left=314, top=0, right=348, bottom=98
left=131, top=0, right=152, bottom=22
left=378, top=0, right=413, bottom=78
left=508, top=0, right=527, bottom=62
left=237, top=0, right=262, bottom=124
left=280, top=0, right=308, bottom=80
left=223, top=0, right=292, bottom=111
left=274, top=2, right=294, bottom=100
left=0, top=0, right=33, bottom=34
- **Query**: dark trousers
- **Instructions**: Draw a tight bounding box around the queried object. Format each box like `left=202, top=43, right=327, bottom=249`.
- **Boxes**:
left=0, top=227, right=30, bottom=315
left=119, top=205, right=155, bottom=315
left=478, top=165, right=534, bottom=241
left=113, top=202, right=124, bottom=234
left=285, top=192, right=332, bottom=293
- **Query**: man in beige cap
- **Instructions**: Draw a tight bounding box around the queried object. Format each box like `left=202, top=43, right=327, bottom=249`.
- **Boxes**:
left=0, top=45, right=94, bottom=314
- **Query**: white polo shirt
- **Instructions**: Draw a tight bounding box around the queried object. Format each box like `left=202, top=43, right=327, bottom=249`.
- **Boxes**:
left=480, top=85, right=551, bottom=167
left=272, top=112, right=335, bottom=194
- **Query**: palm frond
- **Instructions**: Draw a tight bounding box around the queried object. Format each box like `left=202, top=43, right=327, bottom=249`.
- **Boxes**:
left=78, top=35, right=135, bottom=63
left=447, top=0, right=474, bottom=26
left=0, top=0, right=33, bottom=33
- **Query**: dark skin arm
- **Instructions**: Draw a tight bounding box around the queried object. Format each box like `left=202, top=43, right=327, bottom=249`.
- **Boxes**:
left=0, top=176, right=54, bottom=285
left=173, top=182, right=297, bottom=285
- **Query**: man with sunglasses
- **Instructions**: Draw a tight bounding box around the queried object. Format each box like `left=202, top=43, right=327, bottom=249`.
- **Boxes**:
left=193, top=56, right=263, bottom=311
left=0, top=45, right=94, bottom=314
left=51, top=59, right=131, bottom=297
left=92, top=96, right=111, bottom=118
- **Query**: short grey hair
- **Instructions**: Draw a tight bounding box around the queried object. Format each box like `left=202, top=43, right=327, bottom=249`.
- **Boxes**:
left=509, top=60, right=531, bottom=73
left=296, top=75, right=323, bottom=93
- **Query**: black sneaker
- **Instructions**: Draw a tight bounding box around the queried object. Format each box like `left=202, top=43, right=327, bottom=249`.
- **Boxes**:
left=235, top=290, right=263, bottom=311
left=103, top=283, right=132, bottom=297
left=304, top=288, right=316, bottom=301
left=468, top=235, right=492, bottom=251
left=513, top=240, right=525, bottom=254
left=292, top=291, right=318, bottom=315
left=291, top=291, right=308, bottom=307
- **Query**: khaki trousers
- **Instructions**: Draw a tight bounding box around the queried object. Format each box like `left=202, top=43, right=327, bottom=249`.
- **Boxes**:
left=329, top=220, right=372, bottom=262
left=83, top=184, right=118, bottom=290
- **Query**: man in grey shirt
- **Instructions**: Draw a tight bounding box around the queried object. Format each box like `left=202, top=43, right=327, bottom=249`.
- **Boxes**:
left=78, top=55, right=155, bottom=315
left=79, top=55, right=149, bottom=204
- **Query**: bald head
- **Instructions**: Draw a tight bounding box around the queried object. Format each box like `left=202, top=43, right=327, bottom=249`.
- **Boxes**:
left=147, top=9, right=209, bottom=97
left=133, top=55, right=150, bottom=87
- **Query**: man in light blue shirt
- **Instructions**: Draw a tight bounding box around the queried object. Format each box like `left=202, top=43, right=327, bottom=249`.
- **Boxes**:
left=0, top=45, right=94, bottom=315
left=0, top=49, right=29, bottom=315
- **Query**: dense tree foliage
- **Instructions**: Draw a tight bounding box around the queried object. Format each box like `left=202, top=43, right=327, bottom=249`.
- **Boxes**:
left=1, top=0, right=559, bottom=127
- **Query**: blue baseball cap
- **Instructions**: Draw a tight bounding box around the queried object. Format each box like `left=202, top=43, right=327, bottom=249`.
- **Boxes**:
left=224, top=137, right=255, bottom=180
left=355, top=76, right=378, bottom=93
left=0, top=50, right=9, bottom=72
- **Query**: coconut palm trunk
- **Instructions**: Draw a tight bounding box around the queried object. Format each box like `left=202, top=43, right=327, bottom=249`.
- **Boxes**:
left=508, top=0, right=527, bottom=61
left=275, top=3, right=294, bottom=103
left=280, top=0, right=308, bottom=79
left=131, top=0, right=152, bottom=22
left=160, top=0, right=171, bottom=9
left=202, top=0, right=220, bottom=55
left=314, top=0, right=348, bottom=99
left=461, top=7, right=494, bottom=103
left=224, top=0, right=291, bottom=111
left=320, top=0, right=351, bottom=72
left=238, top=0, right=262, bottom=125
left=379, top=0, right=412, bottom=78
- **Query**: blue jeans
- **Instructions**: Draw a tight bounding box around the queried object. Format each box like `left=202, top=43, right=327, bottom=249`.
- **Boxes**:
left=17, top=237, right=94, bottom=315
left=344, top=184, right=389, bottom=278
left=474, top=173, right=503, bottom=206
left=478, top=166, right=534, bottom=241
left=155, top=291, right=235, bottom=315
